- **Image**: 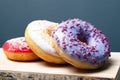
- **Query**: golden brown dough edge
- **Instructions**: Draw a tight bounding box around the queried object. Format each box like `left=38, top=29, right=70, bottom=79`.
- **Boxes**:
left=25, top=28, right=65, bottom=64
left=3, top=50, right=40, bottom=61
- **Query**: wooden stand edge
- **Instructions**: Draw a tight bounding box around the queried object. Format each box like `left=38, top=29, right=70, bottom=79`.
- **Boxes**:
left=1, top=70, right=119, bottom=80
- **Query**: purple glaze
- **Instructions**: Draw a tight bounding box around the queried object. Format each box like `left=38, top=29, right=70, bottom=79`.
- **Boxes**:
left=52, top=18, right=110, bottom=66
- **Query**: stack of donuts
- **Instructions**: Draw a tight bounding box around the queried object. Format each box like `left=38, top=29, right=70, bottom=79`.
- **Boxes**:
left=2, top=18, right=110, bottom=69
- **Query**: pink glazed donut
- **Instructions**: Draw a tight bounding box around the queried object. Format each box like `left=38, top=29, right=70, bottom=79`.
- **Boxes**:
left=51, top=18, right=110, bottom=69
left=2, top=37, right=40, bottom=61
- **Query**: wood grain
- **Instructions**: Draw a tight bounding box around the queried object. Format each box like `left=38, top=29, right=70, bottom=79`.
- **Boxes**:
left=0, top=49, right=120, bottom=80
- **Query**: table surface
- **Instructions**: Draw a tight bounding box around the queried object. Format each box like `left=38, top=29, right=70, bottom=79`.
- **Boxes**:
left=0, top=48, right=120, bottom=79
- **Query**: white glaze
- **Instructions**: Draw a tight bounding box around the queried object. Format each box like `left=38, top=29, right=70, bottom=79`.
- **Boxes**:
left=27, top=20, right=58, bottom=55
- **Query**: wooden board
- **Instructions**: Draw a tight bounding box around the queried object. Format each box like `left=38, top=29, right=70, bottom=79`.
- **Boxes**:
left=0, top=48, right=120, bottom=80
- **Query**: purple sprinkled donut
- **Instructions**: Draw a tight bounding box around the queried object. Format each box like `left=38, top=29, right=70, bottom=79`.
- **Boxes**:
left=52, top=18, right=110, bottom=68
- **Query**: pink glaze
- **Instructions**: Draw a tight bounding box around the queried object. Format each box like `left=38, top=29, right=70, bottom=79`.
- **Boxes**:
left=2, top=37, right=32, bottom=52
left=52, top=18, right=110, bottom=66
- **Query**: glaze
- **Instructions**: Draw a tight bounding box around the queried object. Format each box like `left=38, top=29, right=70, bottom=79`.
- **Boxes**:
left=52, top=18, right=110, bottom=65
left=2, top=37, right=31, bottom=52
left=27, top=20, right=58, bottom=55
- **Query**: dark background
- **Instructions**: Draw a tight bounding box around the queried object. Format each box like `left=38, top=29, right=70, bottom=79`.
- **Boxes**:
left=0, top=0, right=120, bottom=51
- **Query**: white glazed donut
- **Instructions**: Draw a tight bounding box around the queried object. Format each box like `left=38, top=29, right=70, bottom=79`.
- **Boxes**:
left=25, top=20, right=65, bottom=64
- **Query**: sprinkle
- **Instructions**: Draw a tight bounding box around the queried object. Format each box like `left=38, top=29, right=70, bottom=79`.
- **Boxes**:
left=76, top=53, right=81, bottom=58
left=92, top=57, right=97, bottom=64
left=73, top=43, right=78, bottom=46
left=70, top=26, right=74, bottom=29
left=72, top=20, right=75, bottom=23
left=76, top=24, right=80, bottom=27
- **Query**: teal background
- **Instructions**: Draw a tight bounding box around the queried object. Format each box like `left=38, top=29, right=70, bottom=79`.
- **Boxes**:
left=0, top=0, right=120, bottom=51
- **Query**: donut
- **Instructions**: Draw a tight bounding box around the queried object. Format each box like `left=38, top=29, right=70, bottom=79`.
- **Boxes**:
left=2, top=37, right=40, bottom=61
left=51, top=18, right=110, bottom=69
left=25, top=20, right=65, bottom=64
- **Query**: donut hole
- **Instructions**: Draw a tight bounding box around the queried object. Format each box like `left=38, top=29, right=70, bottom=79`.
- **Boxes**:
left=77, top=33, right=88, bottom=44
left=80, top=38, right=88, bottom=44
left=78, top=37, right=88, bottom=45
